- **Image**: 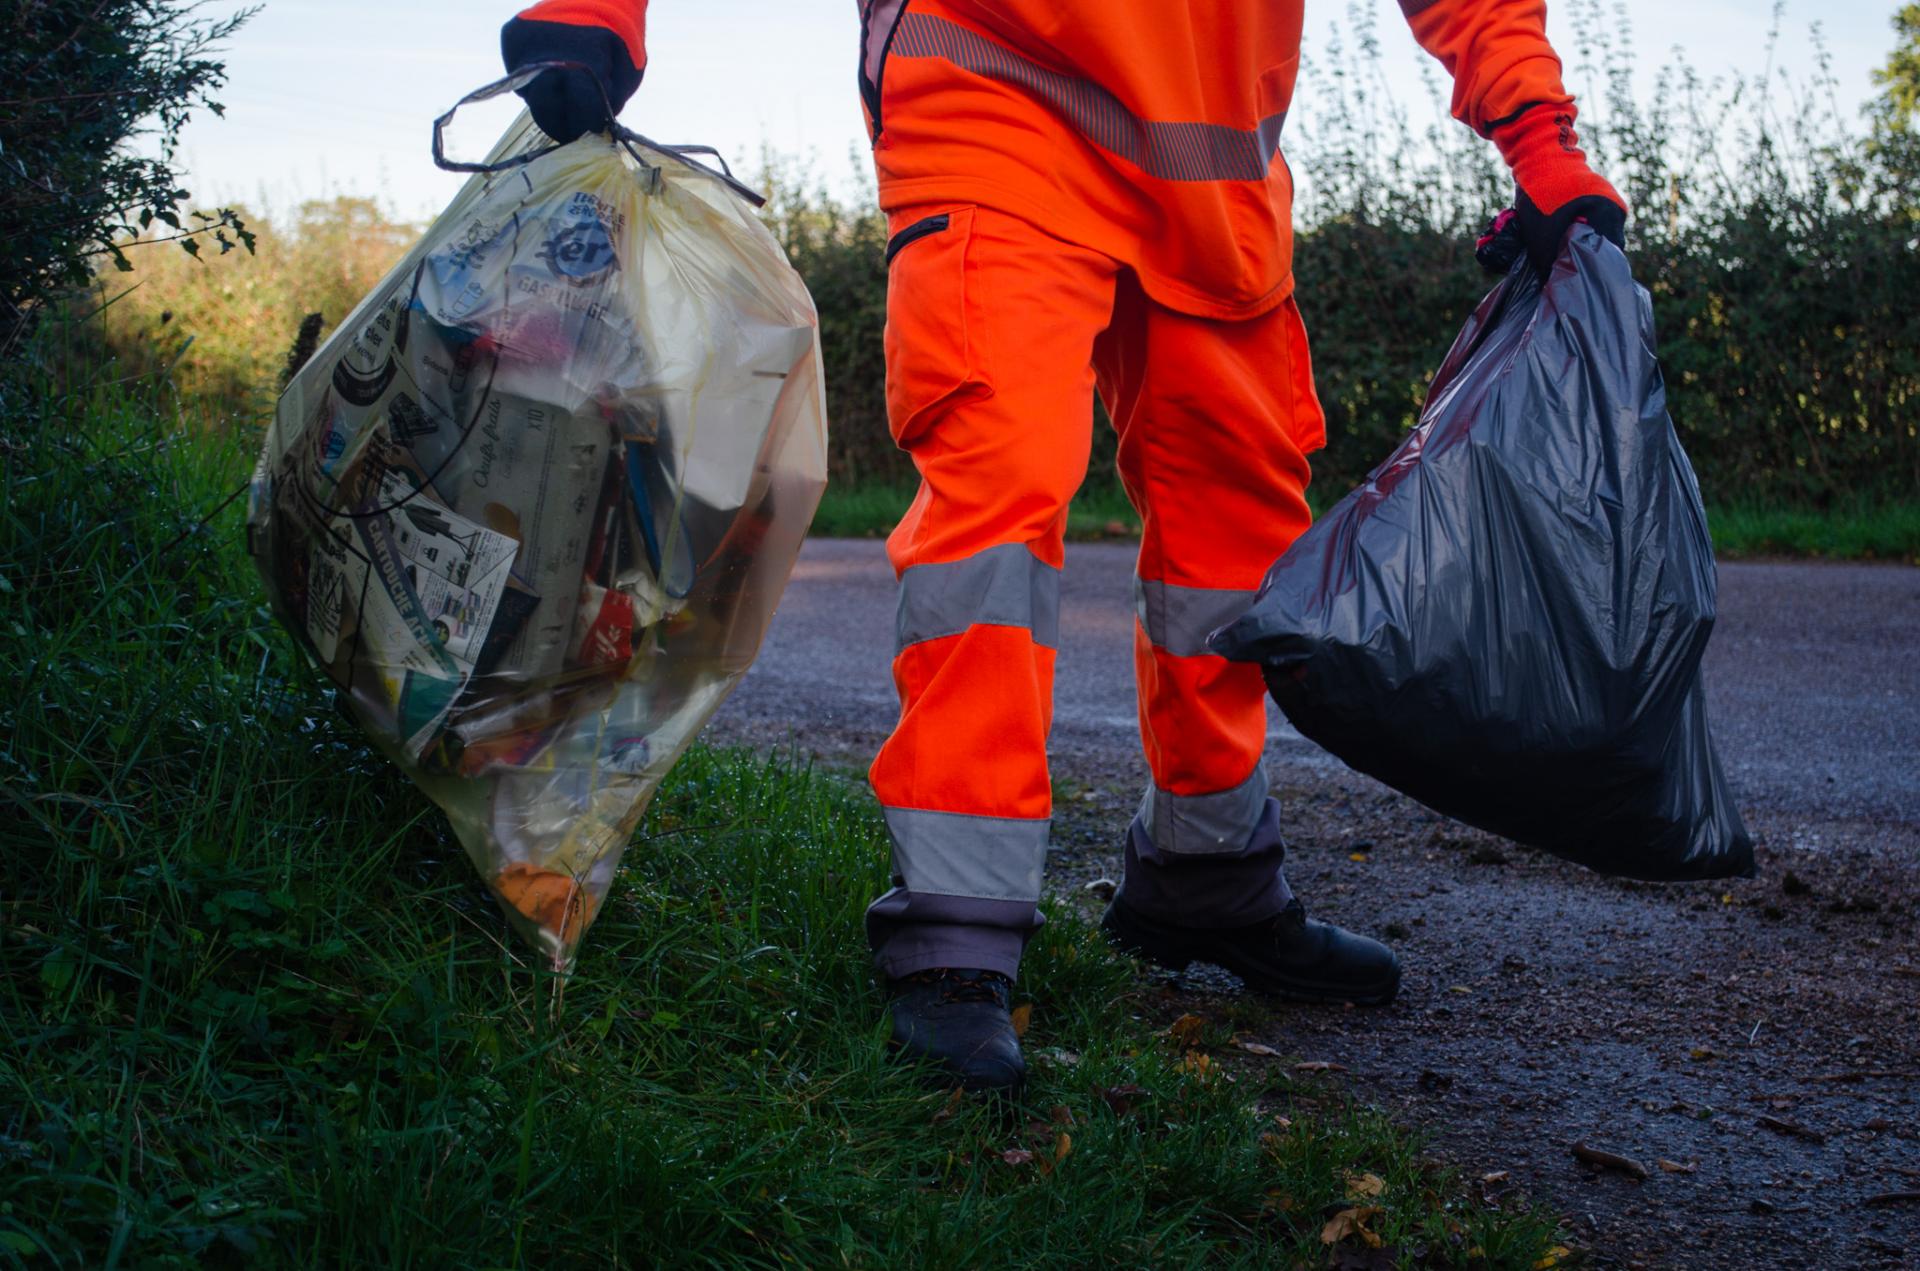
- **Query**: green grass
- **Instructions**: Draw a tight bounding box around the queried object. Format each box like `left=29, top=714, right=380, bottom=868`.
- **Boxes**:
left=1706, top=498, right=1920, bottom=562
left=813, top=479, right=1919, bottom=563
left=0, top=360, right=1563, bottom=1267
left=812, top=481, right=1146, bottom=542
left=807, top=481, right=919, bottom=539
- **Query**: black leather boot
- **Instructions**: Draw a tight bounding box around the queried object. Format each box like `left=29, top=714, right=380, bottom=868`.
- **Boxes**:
left=885, top=968, right=1026, bottom=1093
left=1101, top=896, right=1400, bottom=1005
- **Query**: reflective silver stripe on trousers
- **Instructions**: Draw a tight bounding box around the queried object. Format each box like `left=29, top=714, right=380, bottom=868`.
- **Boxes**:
left=898, top=542, right=1061, bottom=652
left=1138, top=766, right=1271, bottom=856
left=882, top=806, right=1050, bottom=903
left=889, top=12, right=1288, bottom=184
left=1134, top=576, right=1260, bottom=659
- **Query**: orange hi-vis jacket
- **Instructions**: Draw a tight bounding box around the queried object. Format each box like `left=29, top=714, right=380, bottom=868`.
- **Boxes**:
left=518, top=0, right=1595, bottom=320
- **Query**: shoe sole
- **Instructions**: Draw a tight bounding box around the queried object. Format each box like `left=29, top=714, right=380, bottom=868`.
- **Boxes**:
left=1102, top=913, right=1401, bottom=1007
left=885, top=1038, right=1027, bottom=1097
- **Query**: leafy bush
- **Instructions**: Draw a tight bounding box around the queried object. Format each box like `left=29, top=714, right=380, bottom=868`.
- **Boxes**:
left=84, top=3, right=1918, bottom=508
left=1289, top=0, right=1920, bottom=505
left=91, top=197, right=418, bottom=416
left=0, top=0, right=258, bottom=343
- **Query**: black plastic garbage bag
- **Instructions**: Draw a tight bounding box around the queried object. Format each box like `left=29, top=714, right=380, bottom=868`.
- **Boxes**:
left=1212, top=227, right=1754, bottom=880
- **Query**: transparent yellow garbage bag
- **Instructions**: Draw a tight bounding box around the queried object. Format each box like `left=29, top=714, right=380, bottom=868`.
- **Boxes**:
left=248, top=70, right=828, bottom=970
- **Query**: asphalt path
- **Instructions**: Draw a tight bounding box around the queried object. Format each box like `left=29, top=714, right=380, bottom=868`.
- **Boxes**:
left=714, top=541, right=1918, bottom=826
left=707, top=541, right=1920, bottom=1269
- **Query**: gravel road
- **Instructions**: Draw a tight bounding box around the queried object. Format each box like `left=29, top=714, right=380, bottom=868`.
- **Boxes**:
left=709, top=540, right=1920, bottom=1269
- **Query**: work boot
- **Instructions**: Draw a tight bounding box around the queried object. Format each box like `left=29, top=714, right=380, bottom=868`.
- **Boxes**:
left=885, top=968, right=1026, bottom=1093
left=1101, top=895, right=1401, bottom=1005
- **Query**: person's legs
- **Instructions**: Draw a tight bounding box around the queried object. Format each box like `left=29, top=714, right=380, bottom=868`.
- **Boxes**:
left=1094, top=277, right=1321, bottom=918
left=866, top=204, right=1120, bottom=984
left=1092, top=280, right=1397, bottom=1001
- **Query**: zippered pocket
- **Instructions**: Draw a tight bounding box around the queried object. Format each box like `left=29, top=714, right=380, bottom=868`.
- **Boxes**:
left=883, top=206, right=987, bottom=449
left=885, top=213, right=950, bottom=267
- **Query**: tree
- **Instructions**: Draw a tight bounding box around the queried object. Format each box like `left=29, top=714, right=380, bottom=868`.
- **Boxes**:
left=0, top=1, right=258, bottom=343
left=1873, top=4, right=1920, bottom=130
left=1864, top=4, right=1920, bottom=217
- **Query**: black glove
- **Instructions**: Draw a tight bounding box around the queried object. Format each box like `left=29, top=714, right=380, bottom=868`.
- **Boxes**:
left=1476, top=190, right=1626, bottom=277
left=1482, top=104, right=1628, bottom=277
left=500, top=17, right=643, bottom=145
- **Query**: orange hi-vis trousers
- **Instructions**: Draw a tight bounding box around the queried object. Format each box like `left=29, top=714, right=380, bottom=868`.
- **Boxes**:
left=866, top=204, right=1323, bottom=979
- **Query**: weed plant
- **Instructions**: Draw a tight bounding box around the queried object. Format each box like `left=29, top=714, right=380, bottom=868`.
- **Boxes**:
left=0, top=346, right=1560, bottom=1266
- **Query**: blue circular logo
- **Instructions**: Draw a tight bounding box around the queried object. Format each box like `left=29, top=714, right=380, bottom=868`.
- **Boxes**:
left=539, top=212, right=618, bottom=285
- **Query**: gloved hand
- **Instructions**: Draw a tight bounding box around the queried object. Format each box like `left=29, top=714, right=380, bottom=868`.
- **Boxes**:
left=500, top=13, right=645, bottom=144
left=1480, top=104, right=1627, bottom=276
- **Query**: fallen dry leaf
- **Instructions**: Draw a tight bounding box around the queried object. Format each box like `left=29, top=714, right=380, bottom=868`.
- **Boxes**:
left=931, top=1087, right=964, bottom=1124
left=1009, top=1004, right=1032, bottom=1038
left=1533, top=1245, right=1573, bottom=1269
left=1235, top=1038, right=1280, bottom=1058
left=1181, top=1051, right=1215, bottom=1078
left=1657, top=1158, right=1697, bottom=1174
left=1049, top=1104, right=1074, bottom=1126
left=1571, top=1143, right=1649, bottom=1180
left=1168, top=1013, right=1206, bottom=1048
left=1345, top=1172, right=1387, bottom=1199
left=1053, top=1131, right=1073, bottom=1164
left=1294, top=1061, right=1348, bottom=1073
left=1099, top=1083, right=1148, bottom=1116
left=1319, top=1205, right=1385, bottom=1248
left=1000, top=1147, right=1034, bottom=1166
left=1349, top=852, right=1370, bottom=862
left=1481, top=1171, right=1510, bottom=1185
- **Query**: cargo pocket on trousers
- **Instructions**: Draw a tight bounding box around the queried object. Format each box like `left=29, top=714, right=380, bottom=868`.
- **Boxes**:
left=883, top=205, right=991, bottom=451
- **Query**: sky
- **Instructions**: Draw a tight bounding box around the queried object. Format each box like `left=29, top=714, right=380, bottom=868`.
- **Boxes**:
left=165, top=0, right=1903, bottom=223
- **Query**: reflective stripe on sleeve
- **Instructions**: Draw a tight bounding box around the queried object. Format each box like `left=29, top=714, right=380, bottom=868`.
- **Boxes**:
left=1133, top=576, right=1260, bottom=659
left=897, top=542, right=1062, bottom=652
left=889, top=12, right=1288, bottom=184
left=882, top=805, right=1050, bottom=903
left=1136, top=765, right=1270, bottom=856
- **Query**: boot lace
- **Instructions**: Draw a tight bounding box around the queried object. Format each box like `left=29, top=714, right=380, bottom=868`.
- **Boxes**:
left=906, top=968, right=1008, bottom=1004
